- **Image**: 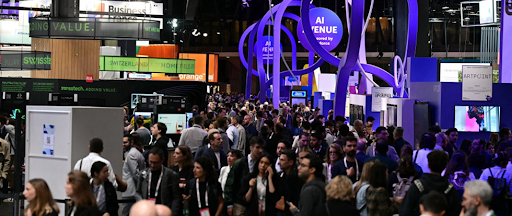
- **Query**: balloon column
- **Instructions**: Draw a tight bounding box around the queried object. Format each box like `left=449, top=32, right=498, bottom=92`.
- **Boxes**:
left=239, top=0, right=418, bottom=116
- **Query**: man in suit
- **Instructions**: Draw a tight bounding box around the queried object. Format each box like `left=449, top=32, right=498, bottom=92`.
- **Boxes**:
left=136, top=147, right=181, bottom=216
left=122, top=134, right=146, bottom=216
left=150, top=122, right=169, bottom=166
left=197, top=132, right=228, bottom=171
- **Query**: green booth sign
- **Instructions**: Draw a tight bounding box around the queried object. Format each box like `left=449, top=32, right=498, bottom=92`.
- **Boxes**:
left=100, top=56, right=195, bottom=74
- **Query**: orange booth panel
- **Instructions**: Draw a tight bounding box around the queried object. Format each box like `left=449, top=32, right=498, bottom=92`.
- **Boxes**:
left=137, top=45, right=179, bottom=59
left=178, top=53, right=218, bottom=82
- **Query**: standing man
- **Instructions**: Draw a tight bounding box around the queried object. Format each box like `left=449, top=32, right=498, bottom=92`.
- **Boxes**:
left=309, top=133, right=327, bottom=159
left=275, top=140, right=289, bottom=173
left=282, top=107, right=293, bottom=129
left=178, top=115, right=208, bottom=154
left=496, top=127, right=512, bottom=152
left=365, top=138, right=398, bottom=174
left=366, top=126, right=399, bottom=162
left=122, top=133, right=146, bottom=216
left=224, top=137, right=265, bottom=216
left=461, top=180, right=495, bottom=216
left=196, top=132, right=227, bottom=171
left=446, top=128, right=459, bottom=151
left=332, top=137, right=363, bottom=183
left=278, top=150, right=304, bottom=216
left=226, top=116, right=240, bottom=150
left=352, top=120, right=364, bottom=139
left=289, top=154, right=326, bottom=216
left=135, top=116, right=152, bottom=146
left=393, top=127, right=410, bottom=156
left=151, top=122, right=169, bottom=167
left=216, top=117, right=232, bottom=151
left=75, top=138, right=127, bottom=192
left=232, top=116, right=246, bottom=155
left=136, top=148, right=181, bottom=215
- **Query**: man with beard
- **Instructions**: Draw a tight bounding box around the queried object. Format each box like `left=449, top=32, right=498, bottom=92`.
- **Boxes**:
left=288, top=154, right=326, bottom=216
left=331, top=137, right=363, bottom=183
left=123, top=134, right=133, bottom=161
left=461, top=180, right=495, bottom=216
left=278, top=150, right=304, bottom=216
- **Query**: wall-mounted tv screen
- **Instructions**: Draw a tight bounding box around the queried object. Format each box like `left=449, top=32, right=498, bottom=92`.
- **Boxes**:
left=387, top=104, right=398, bottom=127
left=158, top=113, right=187, bottom=134
left=454, top=106, right=500, bottom=132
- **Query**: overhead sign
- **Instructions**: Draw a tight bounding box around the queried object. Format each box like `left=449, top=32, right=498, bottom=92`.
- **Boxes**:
left=254, top=36, right=283, bottom=65
left=29, top=17, right=161, bottom=41
left=80, top=1, right=164, bottom=28
left=297, top=7, right=343, bottom=52
left=462, top=65, right=493, bottom=101
left=371, top=87, right=393, bottom=112
left=439, top=63, right=491, bottom=82
left=0, top=52, right=52, bottom=70
left=100, top=56, right=195, bottom=74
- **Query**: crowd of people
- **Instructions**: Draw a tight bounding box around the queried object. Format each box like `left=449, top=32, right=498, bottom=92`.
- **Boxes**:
left=3, top=92, right=512, bottom=216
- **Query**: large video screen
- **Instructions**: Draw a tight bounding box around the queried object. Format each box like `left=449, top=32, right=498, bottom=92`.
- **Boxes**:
left=158, top=113, right=187, bottom=134
left=454, top=106, right=500, bottom=132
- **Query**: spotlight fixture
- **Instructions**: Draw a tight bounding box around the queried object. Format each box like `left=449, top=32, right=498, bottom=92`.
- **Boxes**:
left=203, top=33, right=208, bottom=37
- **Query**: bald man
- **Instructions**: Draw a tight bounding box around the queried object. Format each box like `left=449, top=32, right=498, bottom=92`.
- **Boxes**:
left=130, top=200, right=157, bottom=216
left=352, top=120, right=364, bottom=139
left=156, top=205, right=172, bottom=216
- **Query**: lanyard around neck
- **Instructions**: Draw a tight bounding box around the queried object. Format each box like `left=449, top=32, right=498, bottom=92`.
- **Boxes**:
left=344, top=158, right=359, bottom=181
left=149, top=169, right=164, bottom=198
left=196, top=179, right=209, bottom=209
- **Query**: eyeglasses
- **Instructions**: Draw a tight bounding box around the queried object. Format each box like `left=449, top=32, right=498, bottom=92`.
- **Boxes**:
left=329, top=151, right=337, bottom=154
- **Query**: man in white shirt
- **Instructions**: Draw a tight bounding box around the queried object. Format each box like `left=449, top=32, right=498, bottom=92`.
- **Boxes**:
left=412, top=133, right=436, bottom=174
left=178, top=116, right=208, bottom=154
left=74, top=138, right=126, bottom=192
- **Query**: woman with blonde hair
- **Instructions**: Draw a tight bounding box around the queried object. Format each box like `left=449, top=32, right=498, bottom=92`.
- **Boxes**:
left=314, top=175, right=359, bottom=216
left=23, top=178, right=59, bottom=216
left=65, top=171, right=103, bottom=216
left=352, top=160, right=377, bottom=216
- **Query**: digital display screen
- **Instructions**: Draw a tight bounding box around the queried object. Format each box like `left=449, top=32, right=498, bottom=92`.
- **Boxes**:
left=158, top=113, right=187, bottom=134
left=454, top=106, right=500, bottom=132
left=186, top=112, right=193, bottom=128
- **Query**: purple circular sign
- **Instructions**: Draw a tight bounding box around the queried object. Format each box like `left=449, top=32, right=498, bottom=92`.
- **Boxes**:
left=254, top=35, right=283, bottom=65
left=297, top=7, right=343, bottom=52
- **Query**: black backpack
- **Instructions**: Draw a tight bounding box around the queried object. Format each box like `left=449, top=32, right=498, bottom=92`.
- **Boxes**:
left=487, top=168, right=508, bottom=197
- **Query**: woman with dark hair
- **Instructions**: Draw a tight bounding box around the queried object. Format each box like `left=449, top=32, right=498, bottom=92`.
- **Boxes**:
left=65, top=171, right=102, bottom=216
left=291, top=113, right=303, bottom=137
left=219, top=149, right=243, bottom=192
left=388, top=154, right=419, bottom=199
left=240, top=153, right=279, bottom=216
left=90, top=161, right=118, bottom=216
left=366, top=162, right=400, bottom=216
left=23, top=178, right=59, bottom=216
left=186, top=156, right=224, bottom=216
left=442, top=151, right=475, bottom=197
left=412, top=133, right=436, bottom=173
left=170, top=146, right=195, bottom=193
left=323, top=144, right=343, bottom=183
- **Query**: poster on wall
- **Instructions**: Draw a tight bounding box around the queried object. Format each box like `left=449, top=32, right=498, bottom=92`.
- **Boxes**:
left=462, top=65, right=493, bottom=101
left=371, top=87, right=393, bottom=112
left=43, top=124, right=55, bottom=156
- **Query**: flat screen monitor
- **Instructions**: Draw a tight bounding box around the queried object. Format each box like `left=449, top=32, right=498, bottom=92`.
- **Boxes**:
left=134, top=112, right=152, bottom=128
left=186, top=112, right=194, bottom=128
left=387, top=104, right=398, bottom=127
left=158, top=113, right=187, bottom=134
left=454, top=106, right=500, bottom=132
left=291, top=98, right=306, bottom=106
left=439, top=63, right=490, bottom=82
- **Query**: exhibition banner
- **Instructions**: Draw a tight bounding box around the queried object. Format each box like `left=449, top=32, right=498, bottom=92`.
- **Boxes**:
left=254, top=36, right=283, bottom=65
left=297, top=7, right=343, bottom=52
left=100, top=56, right=195, bottom=74
left=0, top=20, right=31, bottom=45
left=462, top=65, right=493, bottom=101
left=371, top=87, right=393, bottom=112
left=80, top=1, right=164, bottom=28
left=29, top=17, right=161, bottom=40
left=0, top=52, right=51, bottom=70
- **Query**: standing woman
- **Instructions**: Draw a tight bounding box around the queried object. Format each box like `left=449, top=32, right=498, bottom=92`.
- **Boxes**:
left=352, top=160, right=377, bottom=216
left=170, top=146, right=195, bottom=193
left=219, top=149, right=243, bottom=192
left=65, top=171, right=103, bottom=216
left=323, top=143, right=343, bottom=183
left=366, top=162, right=400, bottom=216
left=186, top=156, right=224, bottom=216
left=290, top=113, right=303, bottom=137
left=23, top=179, right=59, bottom=216
left=90, top=161, right=119, bottom=216
left=240, top=153, right=279, bottom=216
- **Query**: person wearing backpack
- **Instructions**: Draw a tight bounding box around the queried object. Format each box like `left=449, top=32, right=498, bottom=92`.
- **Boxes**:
left=366, top=162, right=400, bottom=216
left=442, top=151, right=476, bottom=198
left=399, top=150, right=461, bottom=216
left=352, top=160, right=377, bottom=216
left=388, top=154, right=419, bottom=200
left=478, top=152, right=510, bottom=216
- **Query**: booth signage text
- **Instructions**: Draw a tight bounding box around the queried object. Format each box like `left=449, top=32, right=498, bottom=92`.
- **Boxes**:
left=462, top=65, right=493, bottom=101
left=100, top=56, right=195, bottom=74
left=297, top=7, right=343, bottom=52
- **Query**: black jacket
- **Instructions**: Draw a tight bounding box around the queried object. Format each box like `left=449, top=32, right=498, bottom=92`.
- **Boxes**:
left=153, top=136, right=170, bottom=166
left=278, top=168, right=304, bottom=216
left=398, top=173, right=461, bottom=216
left=136, top=167, right=182, bottom=215
left=89, top=181, right=118, bottom=216
left=291, top=177, right=326, bottom=216
left=198, top=147, right=228, bottom=171
left=239, top=173, right=280, bottom=216
left=65, top=204, right=103, bottom=216
left=314, top=200, right=359, bottom=216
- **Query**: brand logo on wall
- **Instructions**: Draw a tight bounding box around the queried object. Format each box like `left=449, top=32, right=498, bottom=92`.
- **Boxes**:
left=0, top=52, right=51, bottom=70
left=297, top=7, right=343, bottom=52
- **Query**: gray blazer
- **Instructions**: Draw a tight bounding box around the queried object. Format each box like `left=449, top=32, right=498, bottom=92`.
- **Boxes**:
left=136, top=167, right=182, bottom=215
left=122, top=148, right=145, bottom=198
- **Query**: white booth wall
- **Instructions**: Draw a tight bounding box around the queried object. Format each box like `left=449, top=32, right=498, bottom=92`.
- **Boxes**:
left=26, top=106, right=123, bottom=216
left=386, top=98, right=415, bottom=148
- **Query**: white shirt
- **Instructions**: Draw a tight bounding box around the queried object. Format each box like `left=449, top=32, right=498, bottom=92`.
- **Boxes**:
left=479, top=166, right=512, bottom=194
left=412, top=149, right=433, bottom=174
left=275, top=157, right=282, bottom=173
left=218, top=165, right=231, bottom=197
left=214, top=151, right=221, bottom=168
left=74, top=152, right=118, bottom=189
